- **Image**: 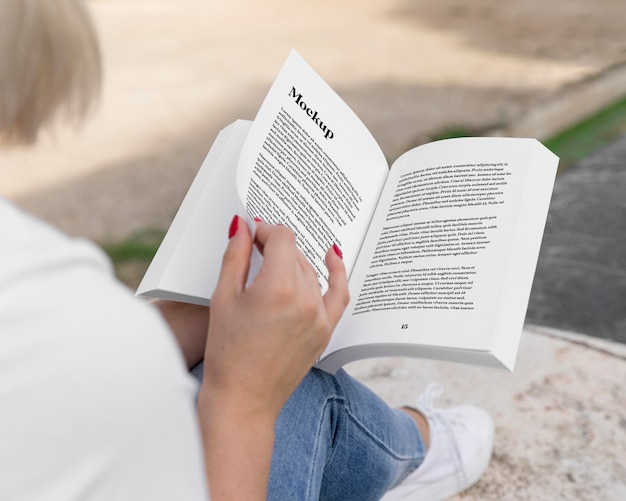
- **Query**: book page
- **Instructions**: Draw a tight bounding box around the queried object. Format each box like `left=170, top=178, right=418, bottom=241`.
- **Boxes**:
left=137, top=121, right=252, bottom=305
left=323, top=137, right=553, bottom=359
left=236, top=51, right=389, bottom=291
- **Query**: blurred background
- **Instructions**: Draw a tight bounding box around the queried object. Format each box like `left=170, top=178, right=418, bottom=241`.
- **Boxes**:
left=2, top=2, right=626, bottom=498
left=1, top=0, right=625, bottom=338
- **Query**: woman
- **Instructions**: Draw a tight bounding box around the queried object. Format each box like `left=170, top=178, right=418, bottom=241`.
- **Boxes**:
left=0, top=1, right=493, bottom=499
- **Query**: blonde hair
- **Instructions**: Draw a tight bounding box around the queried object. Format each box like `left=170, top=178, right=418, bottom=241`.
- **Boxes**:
left=0, top=0, right=102, bottom=145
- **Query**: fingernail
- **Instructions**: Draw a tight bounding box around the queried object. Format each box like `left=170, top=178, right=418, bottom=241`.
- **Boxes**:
left=253, top=217, right=263, bottom=222
left=333, top=243, right=343, bottom=259
left=228, top=215, right=239, bottom=239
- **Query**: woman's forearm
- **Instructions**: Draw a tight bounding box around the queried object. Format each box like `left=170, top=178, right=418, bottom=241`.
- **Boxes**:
left=193, top=217, right=349, bottom=498
left=197, top=388, right=276, bottom=500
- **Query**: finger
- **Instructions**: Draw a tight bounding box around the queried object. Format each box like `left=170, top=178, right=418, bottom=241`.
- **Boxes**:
left=251, top=218, right=266, bottom=255
left=214, top=215, right=253, bottom=296
left=322, top=244, right=350, bottom=326
left=294, top=249, right=324, bottom=294
left=254, top=222, right=299, bottom=275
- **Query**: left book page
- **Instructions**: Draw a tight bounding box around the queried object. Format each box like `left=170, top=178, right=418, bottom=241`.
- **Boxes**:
left=136, top=120, right=251, bottom=305
left=138, top=50, right=391, bottom=304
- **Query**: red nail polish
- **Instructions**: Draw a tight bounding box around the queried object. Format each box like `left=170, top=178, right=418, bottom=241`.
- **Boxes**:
left=333, top=243, right=343, bottom=259
left=254, top=217, right=263, bottom=222
left=228, top=215, right=239, bottom=239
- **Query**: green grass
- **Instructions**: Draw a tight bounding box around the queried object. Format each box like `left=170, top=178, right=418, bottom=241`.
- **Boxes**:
left=103, top=95, right=626, bottom=276
left=430, top=125, right=477, bottom=141
left=101, top=228, right=166, bottom=286
left=101, top=227, right=166, bottom=262
left=432, top=95, right=626, bottom=172
left=544, top=95, right=626, bottom=172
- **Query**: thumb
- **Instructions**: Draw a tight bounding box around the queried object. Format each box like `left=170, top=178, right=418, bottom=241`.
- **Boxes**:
left=215, top=215, right=253, bottom=296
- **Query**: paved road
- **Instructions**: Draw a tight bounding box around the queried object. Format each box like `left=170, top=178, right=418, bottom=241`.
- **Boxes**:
left=526, top=134, right=626, bottom=344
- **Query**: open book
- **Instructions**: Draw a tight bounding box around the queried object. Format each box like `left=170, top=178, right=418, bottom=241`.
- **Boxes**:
left=137, top=50, right=558, bottom=372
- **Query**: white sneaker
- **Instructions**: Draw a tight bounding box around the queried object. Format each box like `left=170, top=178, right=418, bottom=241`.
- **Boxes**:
left=381, top=384, right=494, bottom=501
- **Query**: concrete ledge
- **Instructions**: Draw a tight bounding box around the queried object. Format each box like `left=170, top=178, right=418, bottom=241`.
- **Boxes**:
left=492, top=61, right=626, bottom=140
left=346, top=326, right=626, bottom=500
left=526, top=324, right=626, bottom=360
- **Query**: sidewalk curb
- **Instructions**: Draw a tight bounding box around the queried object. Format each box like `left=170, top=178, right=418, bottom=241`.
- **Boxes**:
left=492, top=60, right=626, bottom=140
left=525, top=323, right=626, bottom=360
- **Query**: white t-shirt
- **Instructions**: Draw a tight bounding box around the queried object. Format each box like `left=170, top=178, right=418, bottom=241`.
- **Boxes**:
left=0, top=199, right=208, bottom=500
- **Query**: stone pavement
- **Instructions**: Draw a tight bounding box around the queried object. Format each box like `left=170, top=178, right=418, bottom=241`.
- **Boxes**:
left=347, top=325, right=626, bottom=500
left=526, top=134, right=626, bottom=345
left=1, top=1, right=625, bottom=499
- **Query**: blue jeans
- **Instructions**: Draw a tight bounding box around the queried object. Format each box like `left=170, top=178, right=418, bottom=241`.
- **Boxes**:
left=191, top=366, right=426, bottom=500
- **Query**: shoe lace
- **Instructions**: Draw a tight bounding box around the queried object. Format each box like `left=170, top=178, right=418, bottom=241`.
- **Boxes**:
left=417, top=383, right=469, bottom=489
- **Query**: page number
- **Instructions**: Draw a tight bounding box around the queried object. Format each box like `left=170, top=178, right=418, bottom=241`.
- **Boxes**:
left=401, top=324, right=409, bottom=329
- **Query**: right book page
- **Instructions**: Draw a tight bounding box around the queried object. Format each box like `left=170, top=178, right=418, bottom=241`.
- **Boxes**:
left=320, top=137, right=558, bottom=372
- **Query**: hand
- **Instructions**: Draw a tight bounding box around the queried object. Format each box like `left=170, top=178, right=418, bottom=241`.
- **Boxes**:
left=197, top=215, right=349, bottom=500
left=200, top=216, right=349, bottom=418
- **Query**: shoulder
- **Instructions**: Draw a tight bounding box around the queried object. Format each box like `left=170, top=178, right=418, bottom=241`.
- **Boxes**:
left=0, top=200, right=208, bottom=500
left=0, top=197, right=113, bottom=283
